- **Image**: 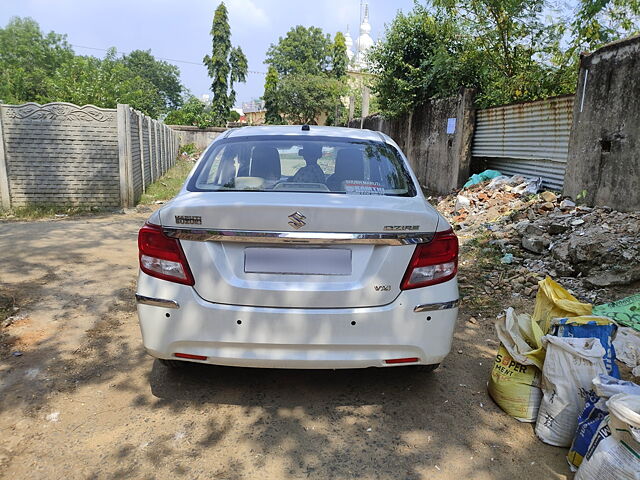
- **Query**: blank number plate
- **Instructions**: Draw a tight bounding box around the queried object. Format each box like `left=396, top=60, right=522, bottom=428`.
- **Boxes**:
left=244, top=247, right=352, bottom=275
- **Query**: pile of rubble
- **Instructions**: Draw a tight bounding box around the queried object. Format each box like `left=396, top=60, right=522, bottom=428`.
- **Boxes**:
left=435, top=174, right=640, bottom=302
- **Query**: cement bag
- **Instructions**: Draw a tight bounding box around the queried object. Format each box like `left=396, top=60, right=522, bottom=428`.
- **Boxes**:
left=532, top=277, right=592, bottom=333
left=535, top=336, right=607, bottom=446
left=567, top=375, right=640, bottom=470
left=575, top=393, right=640, bottom=480
left=551, top=316, right=620, bottom=378
left=488, top=308, right=545, bottom=422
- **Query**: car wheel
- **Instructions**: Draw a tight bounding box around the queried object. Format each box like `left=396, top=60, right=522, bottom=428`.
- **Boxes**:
left=415, top=363, right=439, bottom=373
left=159, top=358, right=187, bottom=369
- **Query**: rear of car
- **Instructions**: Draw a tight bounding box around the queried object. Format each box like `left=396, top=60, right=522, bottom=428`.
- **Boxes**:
left=136, top=126, right=459, bottom=369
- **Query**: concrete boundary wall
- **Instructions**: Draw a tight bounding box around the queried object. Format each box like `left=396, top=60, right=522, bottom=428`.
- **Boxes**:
left=349, top=89, right=476, bottom=195
left=0, top=102, right=179, bottom=209
left=169, top=125, right=227, bottom=150
left=564, top=35, right=640, bottom=212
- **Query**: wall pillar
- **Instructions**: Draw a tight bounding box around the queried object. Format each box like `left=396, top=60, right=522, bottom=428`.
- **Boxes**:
left=0, top=106, right=11, bottom=209
left=117, top=104, right=134, bottom=208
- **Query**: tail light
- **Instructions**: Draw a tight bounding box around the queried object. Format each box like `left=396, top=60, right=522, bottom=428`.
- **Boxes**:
left=400, top=229, right=458, bottom=290
left=138, top=223, right=194, bottom=285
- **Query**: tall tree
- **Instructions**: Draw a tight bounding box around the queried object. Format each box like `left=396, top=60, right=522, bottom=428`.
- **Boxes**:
left=265, top=26, right=332, bottom=76
left=203, top=2, right=247, bottom=126
left=264, top=25, right=348, bottom=125
left=331, top=32, right=348, bottom=78
left=0, top=17, right=73, bottom=104
left=263, top=65, right=281, bottom=124
left=229, top=46, right=248, bottom=108
left=121, top=50, right=183, bottom=111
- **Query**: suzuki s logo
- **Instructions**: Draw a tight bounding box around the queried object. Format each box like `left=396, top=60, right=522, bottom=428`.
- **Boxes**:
left=288, top=211, right=306, bottom=229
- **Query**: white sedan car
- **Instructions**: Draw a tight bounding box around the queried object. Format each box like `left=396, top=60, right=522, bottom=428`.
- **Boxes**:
left=136, top=125, right=459, bottom=370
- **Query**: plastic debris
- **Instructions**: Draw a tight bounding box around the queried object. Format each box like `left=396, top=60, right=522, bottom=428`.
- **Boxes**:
left=46, top=412, right=60, bottom=422
left=500, top=253, right=514, bottom=264
left=463, top=169, right=502, bottom=188
left=612, top=327, right=640, bottom=376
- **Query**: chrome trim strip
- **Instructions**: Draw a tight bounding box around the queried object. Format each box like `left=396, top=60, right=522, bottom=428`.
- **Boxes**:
left=163, top=227, right=435, bottom=245
left=413, top=299, right=459, bottom=313
left=135, top=294, right=180, bottom=309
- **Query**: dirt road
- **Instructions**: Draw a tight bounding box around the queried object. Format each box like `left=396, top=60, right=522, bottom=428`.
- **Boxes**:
left=0, top=212, right=571, bottom=480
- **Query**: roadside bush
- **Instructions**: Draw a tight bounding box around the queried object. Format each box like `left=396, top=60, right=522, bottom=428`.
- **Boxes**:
left=179, top=143, right=197, bottom=156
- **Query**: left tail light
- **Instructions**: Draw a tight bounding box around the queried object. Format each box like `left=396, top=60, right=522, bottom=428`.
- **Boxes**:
left=138, top=223, right=195, bottom=285
left=400, top=229, right=458, bottom=290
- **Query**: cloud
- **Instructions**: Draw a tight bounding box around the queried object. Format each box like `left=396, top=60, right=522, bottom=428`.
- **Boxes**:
left=226, top=0, right=269, bottom=29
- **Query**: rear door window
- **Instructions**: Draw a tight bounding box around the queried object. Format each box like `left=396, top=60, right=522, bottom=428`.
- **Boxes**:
left=190, top=135, right=416, bottom=196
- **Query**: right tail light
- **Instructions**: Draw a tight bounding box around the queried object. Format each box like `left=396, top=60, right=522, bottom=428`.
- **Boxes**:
left=400, top=229, right=458, bottom=290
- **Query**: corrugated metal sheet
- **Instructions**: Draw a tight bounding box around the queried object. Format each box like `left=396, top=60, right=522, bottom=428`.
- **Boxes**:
left=472, top=95, right=575, bottom=189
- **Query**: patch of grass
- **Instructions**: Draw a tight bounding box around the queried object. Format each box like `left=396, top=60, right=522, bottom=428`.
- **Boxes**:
left=139, top=158, right=195, bottom=205
left=0, top=204, right=104, bottom=221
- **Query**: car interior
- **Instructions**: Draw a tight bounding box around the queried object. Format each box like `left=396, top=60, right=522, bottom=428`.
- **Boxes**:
left=196, top=140, right=408, bottom=195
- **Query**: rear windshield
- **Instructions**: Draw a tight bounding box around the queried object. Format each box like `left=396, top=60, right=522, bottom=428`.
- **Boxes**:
left=188, top=135, right=416, bottom=196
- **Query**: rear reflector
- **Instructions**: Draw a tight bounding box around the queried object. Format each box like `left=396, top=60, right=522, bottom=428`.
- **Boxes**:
left=385, top=357, right=420, bottom=364
left=400, top=229, right=458, bottom=290
left=138, top=223, right=194, bottom=285
left=174, top=353, right=207, bottom=361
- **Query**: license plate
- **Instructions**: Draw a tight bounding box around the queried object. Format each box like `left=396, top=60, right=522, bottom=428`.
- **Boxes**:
left=244, top=247, right=352, bottom=275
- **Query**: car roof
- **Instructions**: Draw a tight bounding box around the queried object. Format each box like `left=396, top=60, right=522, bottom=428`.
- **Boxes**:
left=224, top=125, right=386, bottom=142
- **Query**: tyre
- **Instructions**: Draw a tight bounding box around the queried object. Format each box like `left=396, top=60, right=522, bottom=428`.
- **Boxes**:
left=159, top=358, right=188, bottom=369
left=414, top=363, right=439, bottom=373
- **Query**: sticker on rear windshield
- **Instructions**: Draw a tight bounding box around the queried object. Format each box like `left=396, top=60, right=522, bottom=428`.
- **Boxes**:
left=344, top=180, right=385, bottom=195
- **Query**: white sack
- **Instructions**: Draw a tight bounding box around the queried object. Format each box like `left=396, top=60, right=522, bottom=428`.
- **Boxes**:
left=535, top=336, right=607, bottom=447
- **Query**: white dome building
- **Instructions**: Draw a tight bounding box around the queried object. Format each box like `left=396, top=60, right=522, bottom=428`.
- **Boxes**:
left=344, top=28, right=355, bottom=64
left=355, top=4, right=373, bottom=70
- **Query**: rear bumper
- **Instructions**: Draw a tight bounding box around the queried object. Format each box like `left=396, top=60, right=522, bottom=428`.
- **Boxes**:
left=136, top=271, right=459, bottom=369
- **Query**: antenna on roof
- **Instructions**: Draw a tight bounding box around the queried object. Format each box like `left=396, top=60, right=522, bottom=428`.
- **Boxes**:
left=301, top=124, right=310, bottom=131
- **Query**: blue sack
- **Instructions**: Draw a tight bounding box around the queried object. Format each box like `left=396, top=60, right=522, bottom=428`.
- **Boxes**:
left=550, top=317, right=620, bottom=378
left=567, top=389, right=607, bottom=470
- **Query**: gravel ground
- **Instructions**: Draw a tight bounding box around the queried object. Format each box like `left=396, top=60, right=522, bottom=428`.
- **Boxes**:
left=0, top=211, right=572, bottom=480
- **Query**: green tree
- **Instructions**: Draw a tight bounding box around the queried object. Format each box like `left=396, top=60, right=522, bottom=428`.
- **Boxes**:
left=368, top=6, right=482, bottom=116
left=570, top=0, right=640, bottom=52
left=265, top=26, right=332, bottom=75
left=331, top=32, right=348, bottom=78
left=0, top=17, right=73, bottom=104
left=264, top=25, right=348, bottom=125
left=44, top=49, right=166, bottom=116
left=203, top=2, right=248, bottom=126
left=263, top=65, right=281, bottom=124
left=122, top=50, right=183, bottom=111
left=276, top=74, right=347, bottom=124
left=164, top=95, right=217, bottom=128
left=434, top=0, right=572, bottom=107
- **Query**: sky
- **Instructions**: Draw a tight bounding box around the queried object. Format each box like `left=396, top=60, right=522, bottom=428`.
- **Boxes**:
left=1, top=0, right=416, bottom=108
